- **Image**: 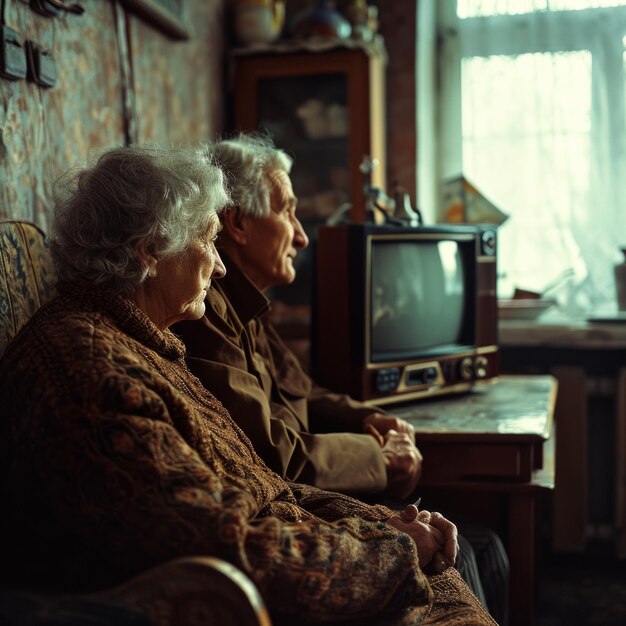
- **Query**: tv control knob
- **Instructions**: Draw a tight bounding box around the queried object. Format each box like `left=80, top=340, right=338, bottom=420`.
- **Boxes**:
left=475, top=356, right=488, bottom=379
left=424, top=366, right=438, bottom=384
left=459, top=357, right=474, bottom=381
left=374, top=367, right=401, bottom=392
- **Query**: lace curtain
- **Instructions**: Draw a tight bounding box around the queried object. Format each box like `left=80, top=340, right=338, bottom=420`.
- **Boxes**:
left=418, top=0, right=626, bottom=316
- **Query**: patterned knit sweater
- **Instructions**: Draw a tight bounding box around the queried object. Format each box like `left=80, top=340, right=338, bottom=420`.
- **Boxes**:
left=0, top=282, right=433, bottom=623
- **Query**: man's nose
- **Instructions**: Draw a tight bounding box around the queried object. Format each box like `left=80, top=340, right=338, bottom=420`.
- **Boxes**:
left=293, top=218, right=309, bottom=249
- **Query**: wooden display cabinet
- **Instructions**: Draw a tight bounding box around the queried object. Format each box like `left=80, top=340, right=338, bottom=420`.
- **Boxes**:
left=231, top=43, right=387, bottom=308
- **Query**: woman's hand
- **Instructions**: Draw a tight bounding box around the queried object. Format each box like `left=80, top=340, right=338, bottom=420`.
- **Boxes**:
left=387, top=504, right=458, bottom=573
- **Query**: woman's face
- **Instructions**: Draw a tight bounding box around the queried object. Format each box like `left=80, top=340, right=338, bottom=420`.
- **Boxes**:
left=143, top=214, right=226, bottom=329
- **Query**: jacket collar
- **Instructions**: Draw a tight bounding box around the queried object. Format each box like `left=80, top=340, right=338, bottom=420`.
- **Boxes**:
left=217, top=251, right=270, bottom=326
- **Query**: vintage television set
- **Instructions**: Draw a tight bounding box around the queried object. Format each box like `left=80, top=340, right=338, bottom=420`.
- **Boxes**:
left=312, top=222, right=499, bottom=405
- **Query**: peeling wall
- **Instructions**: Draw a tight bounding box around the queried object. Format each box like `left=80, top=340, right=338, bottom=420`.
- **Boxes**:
left=0, top=0, right=226, bottom=232
left=130, top=2, right=226, bottom=144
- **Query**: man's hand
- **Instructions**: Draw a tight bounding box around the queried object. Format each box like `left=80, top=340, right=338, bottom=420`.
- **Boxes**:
left=380, top=430, right=423, bottom=500
left=387, top=505, right=458, bottom=573
left=363, top=412, right=415, bottom=439
left=362, top=414, right=422, bottom=500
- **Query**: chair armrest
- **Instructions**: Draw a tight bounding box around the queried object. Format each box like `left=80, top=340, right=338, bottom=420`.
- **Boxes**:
left=94, top=556, right=272, bottom=626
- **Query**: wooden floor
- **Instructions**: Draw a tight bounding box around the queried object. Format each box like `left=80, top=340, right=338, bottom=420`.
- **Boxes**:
left=534, top=547, right=626, bottom=626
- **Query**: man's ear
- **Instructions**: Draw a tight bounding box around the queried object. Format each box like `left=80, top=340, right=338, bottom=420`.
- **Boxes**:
left=221, top=206, right=250, bottom=246
left=135, top=240, right=158, bottom=278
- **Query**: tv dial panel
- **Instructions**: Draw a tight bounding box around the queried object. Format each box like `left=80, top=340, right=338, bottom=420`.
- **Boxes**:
left=373, top=354, right=491, bottom=395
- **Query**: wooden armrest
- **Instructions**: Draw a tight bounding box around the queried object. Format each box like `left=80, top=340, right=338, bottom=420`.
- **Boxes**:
left=94, top=557, right=272, bottom=626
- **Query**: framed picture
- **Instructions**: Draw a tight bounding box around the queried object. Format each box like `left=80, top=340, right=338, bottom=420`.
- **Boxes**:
left=119, top=0, right=189, bottom=40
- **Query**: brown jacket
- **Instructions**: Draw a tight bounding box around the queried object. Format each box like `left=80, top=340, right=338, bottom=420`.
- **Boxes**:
left=174, top=255, right=388, bottom=494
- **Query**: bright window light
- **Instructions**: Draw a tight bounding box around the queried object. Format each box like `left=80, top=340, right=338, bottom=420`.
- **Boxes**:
left=458, top=0, right=626, bottom=18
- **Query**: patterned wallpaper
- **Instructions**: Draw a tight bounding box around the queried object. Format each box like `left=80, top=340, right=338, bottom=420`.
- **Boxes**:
left=130, top=1, right=226, bottom=144
left=0, top=0, right=226, bottom=232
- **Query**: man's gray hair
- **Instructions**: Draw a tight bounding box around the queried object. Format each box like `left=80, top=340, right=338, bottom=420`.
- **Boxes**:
left=50, top=144, right=229, bottom=295
left=212, top=133, right=293, bottom=218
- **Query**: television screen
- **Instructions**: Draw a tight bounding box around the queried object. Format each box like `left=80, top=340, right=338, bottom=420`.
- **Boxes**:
left=370, top=239, right=469, bottom=361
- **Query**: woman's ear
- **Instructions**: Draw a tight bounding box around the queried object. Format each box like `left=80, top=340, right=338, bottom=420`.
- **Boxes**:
left=135, top=240, right=158, bottom=278
left=221, top=206, right=250, bottom=246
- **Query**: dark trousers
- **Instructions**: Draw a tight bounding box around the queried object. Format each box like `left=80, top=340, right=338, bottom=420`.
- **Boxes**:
left=456, top=524, right=510, bottom=626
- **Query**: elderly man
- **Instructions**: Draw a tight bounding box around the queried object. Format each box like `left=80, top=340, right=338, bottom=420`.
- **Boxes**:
left=174, top=134, right=509, bottom=624
left=175, top=134, right=421, bottom=500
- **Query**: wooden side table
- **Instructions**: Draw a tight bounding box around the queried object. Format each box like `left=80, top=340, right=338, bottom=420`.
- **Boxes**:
left=499, top=318, right=626, bottom=558
left=391, top=375, right=557, bottom=626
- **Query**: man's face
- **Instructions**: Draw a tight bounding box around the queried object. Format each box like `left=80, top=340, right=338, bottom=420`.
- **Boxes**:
left=240, top=170, right=309, bottom=291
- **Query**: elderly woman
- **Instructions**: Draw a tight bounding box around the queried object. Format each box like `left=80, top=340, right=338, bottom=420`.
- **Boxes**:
left=0, top=145, right=495, bottom=626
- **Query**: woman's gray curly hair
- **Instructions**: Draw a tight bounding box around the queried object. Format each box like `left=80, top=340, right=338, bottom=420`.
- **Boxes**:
left=50, top=144, right=229, bottom=295
left=212, top=133, right=292, bottom=218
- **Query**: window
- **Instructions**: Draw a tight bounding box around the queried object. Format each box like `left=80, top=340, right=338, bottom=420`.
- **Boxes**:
left=423, top=0, right=626, bottom=314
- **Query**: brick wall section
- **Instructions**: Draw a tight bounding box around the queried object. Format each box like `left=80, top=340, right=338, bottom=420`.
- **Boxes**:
left=378, top=0, right=417, bottom=204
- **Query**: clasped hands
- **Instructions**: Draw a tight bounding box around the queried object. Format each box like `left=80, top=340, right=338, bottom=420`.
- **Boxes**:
left=387, top=502, right=458, bottom=575
left=363, top=414, right=456, bottom=573
left=363, top=413, right=423, bottom=500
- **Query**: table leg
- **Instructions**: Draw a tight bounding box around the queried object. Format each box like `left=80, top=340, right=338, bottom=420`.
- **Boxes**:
left=507, top=491, right=536, bottom=626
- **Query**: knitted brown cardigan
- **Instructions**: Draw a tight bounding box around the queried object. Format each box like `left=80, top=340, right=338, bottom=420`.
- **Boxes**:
left=0, top=283, right=494, bottom=625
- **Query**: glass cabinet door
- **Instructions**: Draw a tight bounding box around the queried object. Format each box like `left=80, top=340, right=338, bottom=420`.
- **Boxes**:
left=258, top=73, right=350, bottom=223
